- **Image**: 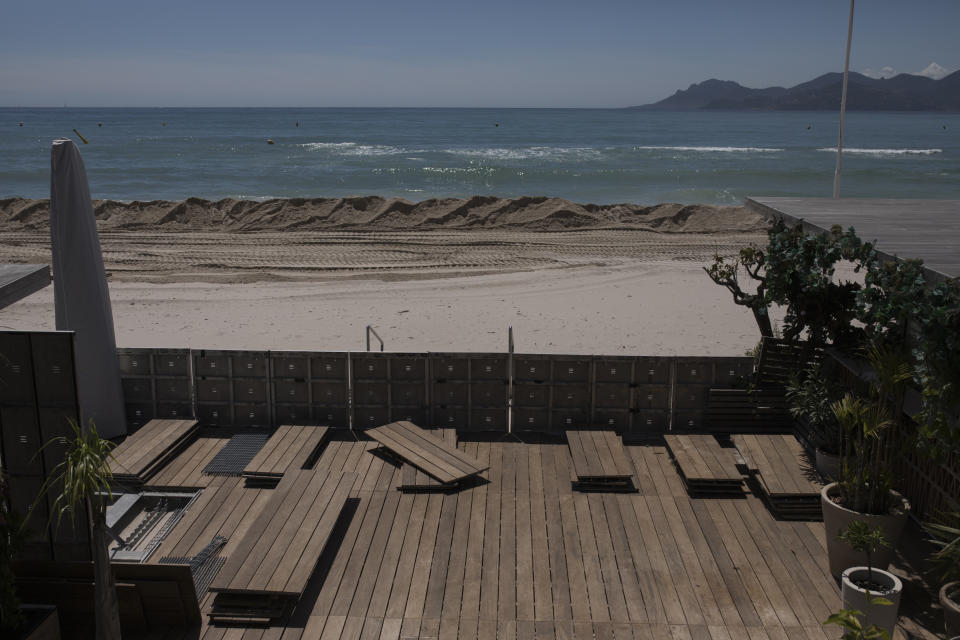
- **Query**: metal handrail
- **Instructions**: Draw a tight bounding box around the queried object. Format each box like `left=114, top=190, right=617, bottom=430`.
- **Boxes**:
left=366, top=325, right=384, bottom=352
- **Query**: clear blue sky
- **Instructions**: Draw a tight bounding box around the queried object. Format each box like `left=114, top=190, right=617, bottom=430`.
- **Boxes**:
left=2, top=0, right=957, bottom=107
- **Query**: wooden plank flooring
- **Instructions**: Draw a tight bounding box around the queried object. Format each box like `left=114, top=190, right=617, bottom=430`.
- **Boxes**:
left=129, top=434, right=960, bottom=640
left=147, top=436, right=230, bottom=488
left=111, top=419, right=200, bottom=483
left=401, top=429, right=458, bottom=491
left=366, top=421, right=488, bottom=485
left=243, top=425, right=330, bottom=486
left=663, top=434, right=743, bottom=496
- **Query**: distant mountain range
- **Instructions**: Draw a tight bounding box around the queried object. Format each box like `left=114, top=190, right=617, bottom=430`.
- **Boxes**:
left=633, top=70, right=960, bottom=111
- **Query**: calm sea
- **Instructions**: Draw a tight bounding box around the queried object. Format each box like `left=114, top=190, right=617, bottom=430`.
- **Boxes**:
left=1, top=108, right=958, bottom=204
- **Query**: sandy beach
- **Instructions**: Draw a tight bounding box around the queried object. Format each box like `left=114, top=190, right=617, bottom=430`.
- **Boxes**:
left=0, top=197, right=772, bottom=355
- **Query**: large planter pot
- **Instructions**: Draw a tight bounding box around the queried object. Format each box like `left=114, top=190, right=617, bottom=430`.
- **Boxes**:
left=814, top=448, right=842, bottom=480
left=841, top=566, right=902, bottom=637
left=942, top=581, right=960, bottom=637
left=821, top=482, right=910, bottom=578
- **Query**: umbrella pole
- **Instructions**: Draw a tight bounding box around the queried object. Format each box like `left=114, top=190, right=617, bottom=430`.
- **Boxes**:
left=833, top=0, right=855, bottom=199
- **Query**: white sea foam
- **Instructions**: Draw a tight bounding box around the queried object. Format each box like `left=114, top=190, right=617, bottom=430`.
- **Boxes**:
left=634, top=146, right=784, bottom=153
left=446, top=146, right=602, bottom=161
left=816, top=147, right=942, bottom=156
left=298, top=142, right=402, bottom=156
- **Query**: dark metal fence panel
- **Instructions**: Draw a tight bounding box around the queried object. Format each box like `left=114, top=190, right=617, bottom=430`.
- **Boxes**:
left=0, top=331, right=90, bottom=561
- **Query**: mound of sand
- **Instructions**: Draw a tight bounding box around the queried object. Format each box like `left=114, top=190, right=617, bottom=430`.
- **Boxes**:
left=0, top=196, right=768, bottom=233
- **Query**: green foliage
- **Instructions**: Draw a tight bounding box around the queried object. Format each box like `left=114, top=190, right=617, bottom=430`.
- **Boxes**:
left=706, top=216, right=960, bottom=452
left=704, top=246, right=773, bottom=338
left=832, top=390, right=896, bottom=516
left=925, top=512, right=960, bottom=583
left=840, top=520, right=890, bottom=557
left=840, top=520, right=890, bottom=587
left=0, top=472, right=27, bottom=631
left=824, top=607, right=892, bottom=640
left=786, top=361, right=843, bottom=454
left=36, top=418, right=116, bottom=529
left=763, top=220, right=876, bottom=347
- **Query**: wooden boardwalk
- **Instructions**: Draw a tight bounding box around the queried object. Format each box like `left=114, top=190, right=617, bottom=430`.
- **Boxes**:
left=367, top=421, right=488, bottom=486
left=664, top=434, right=743, bottom=496
left=747, top=197, right=960, bottom=282
left=400, top=429, right=458, bottom=492
left=566, top=430, right=636, bottom=492
left=733, top=434, right=824, bottom=520
left=243, top=424, right=330, bottom=487
left=147, top=435, right=230, bottom=488
left=111, top=419, right=199, bottom=485
left=123, top=434, right=907, bottom=639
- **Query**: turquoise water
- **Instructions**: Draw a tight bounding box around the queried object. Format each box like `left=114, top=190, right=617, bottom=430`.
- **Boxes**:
left=1, top=108, right=958, bottom=204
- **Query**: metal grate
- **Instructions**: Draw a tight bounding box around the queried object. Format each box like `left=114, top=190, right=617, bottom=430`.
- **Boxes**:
left=202, top=433, right=270, bottom=476
left=159, top=534, right=228, bottom=597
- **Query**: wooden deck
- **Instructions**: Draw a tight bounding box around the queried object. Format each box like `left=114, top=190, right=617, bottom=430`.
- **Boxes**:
left=400, top=429, right=458, bottom=492
left=146, top=435, right=230, bottom=489
left=110, top=419, right=199, bottom=485
left=0, top=263, right=50, bottom=310
left=366, top=421, right=487, bottom=486
left=119, top=435, right=943, bottom=640
left=566, top=430, right=637, bottom=492
left=733, top=434, right=824, bottom=520
left=747, top=197, right=960, bottom=282
left=208, top=469, right=355, bottom=623
left=243, top=424, right=330, bottom=487
left=664, top=434, right=743, bottom=496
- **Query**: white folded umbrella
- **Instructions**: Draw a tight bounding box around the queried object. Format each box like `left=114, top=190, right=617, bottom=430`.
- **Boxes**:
left=50, top=138, right=126, bottom=438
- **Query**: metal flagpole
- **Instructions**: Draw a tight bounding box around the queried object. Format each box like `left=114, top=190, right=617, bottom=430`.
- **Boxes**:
left=833, top=0, right=855, bottom=198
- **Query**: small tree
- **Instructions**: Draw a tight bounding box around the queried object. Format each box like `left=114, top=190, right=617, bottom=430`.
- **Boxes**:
left=839, top=520, right=890, bottom=587
left=704, top=247, right=773, bottom=338
left=35, top=419, right=122, bottom=640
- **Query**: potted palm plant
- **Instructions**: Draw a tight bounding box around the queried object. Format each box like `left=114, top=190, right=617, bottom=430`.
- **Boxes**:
left=838, top=521, right=902, bottom=637
left=821, top=344, right=912, bottom=578
left=926, top=513, right=960, bottom=636
left=786, top=361, right=843, bottom=479
left=35, top=419, right=122, bottom=640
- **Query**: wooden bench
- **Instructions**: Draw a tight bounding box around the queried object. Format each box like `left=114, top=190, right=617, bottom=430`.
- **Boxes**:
left=664, top=433, right=743, bottom=496
left=565, top=430, right=637, bottom=492
left=733, top=433, right=823, bottom=520
left=366, top=421, right=487, bottom=487
left=242, top=424, right=330, bottom=487
left=399, top=429, right=458, bottom=492
left=208, top=469, right=355, bottom=622
left=111, top=419, right=199, bottom=486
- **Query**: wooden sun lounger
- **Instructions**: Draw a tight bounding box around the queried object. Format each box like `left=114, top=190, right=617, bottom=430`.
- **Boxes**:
left=208, top=469, right=355, bottom=622
left=242, top=424, right=330, bottom=487
left=733, top=433, right=824, bottom=520
left=399, top=429, right=458, bottom=492
left=365, top=421, right=487, bottom=487
left=110, top=419, right=199, bottom=485
left=565, top=429, right=637, bottom=492
left=664, top=433, right=744, bottom=496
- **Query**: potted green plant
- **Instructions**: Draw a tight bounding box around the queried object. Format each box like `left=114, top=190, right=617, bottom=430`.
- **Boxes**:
left=821, top=345, right=912, bottom=578
left=926, top=513, right=960, bottom=636
left=786, top=361, right=843, bottom=478
left=824, top=607, right=892, bottom=640
left=34, top=420, right=122, bottom=640
left=838, top=521, right=902, bottom=637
